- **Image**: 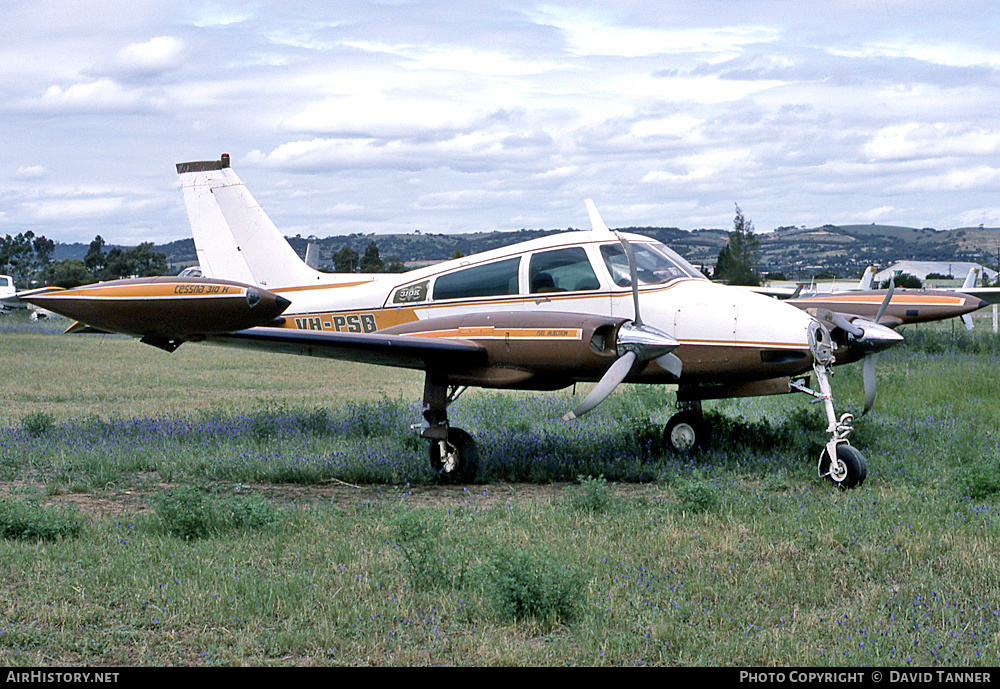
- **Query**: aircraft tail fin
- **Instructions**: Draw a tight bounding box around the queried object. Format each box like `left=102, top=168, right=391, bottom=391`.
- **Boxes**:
left=858, top=265, right=875, bottom=291
left=175, top=155, right=326, bottom=289
left=963, top=266, right=981, bottom=290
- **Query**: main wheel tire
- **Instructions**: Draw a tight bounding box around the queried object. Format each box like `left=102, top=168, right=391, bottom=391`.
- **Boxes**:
left=429, top=427, right=478, bottom=483
left=820, top=443, right=867, bottom=489
left=663, top=411, right=706, bottom=454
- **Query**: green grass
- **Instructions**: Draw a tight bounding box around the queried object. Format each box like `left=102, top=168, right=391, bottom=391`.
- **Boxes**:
left=1, top=321, right=1000, bottom=665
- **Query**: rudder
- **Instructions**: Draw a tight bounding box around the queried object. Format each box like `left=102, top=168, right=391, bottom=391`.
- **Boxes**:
left=176, top=155, right=326, bottom=289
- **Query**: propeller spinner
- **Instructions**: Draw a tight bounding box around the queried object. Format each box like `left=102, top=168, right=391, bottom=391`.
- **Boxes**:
left=814, top=279, right=902, bottom=414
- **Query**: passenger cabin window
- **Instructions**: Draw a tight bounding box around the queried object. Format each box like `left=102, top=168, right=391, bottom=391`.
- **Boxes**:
left=433, top=257, right=521, bottom=300
left=600, top=242, right=703, bottom=286
left=0, top=277, right=9, bottom=287
left=529, top=247, right=600, bottom=293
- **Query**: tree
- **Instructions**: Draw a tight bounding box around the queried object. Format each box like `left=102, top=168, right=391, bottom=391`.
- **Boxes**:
left=713, top=204, right=760, bottom=286
left=359, top=240, right=384, bottom=273
left=879, top=273, right=922, bottom=289
left=0, top=231, right=55, bottom=288
left=332, top=245, right=359, bottom=273
left=84, top=235, right=107, bottom=274
left=383, top=255, right=407, bottom=273
left=39, top=259, right=93, bottom=288
left=97, top=243, right=169, bottom=281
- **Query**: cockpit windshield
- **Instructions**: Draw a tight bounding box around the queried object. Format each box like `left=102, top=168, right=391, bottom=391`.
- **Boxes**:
left=600, top=241, right=705, bottom=287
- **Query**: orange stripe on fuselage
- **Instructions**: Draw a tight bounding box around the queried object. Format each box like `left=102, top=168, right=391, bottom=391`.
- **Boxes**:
left=407, top=327, right=584, bottom=341
left=796, top=294, right=966, bottom=306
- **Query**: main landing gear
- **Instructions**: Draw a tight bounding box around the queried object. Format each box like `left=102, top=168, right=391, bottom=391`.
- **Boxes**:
left=417, top=373, right=478, bottom=483
left=663, top=401, right=707, bottom=454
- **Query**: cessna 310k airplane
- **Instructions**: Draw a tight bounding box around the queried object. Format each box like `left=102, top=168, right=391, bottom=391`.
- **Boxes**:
left=26, top=154, right=906, bottom=489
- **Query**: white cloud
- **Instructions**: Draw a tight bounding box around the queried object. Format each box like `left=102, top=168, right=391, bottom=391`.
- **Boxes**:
left=25, top=197, right=126, bottom=221
left=191, top=7, right=254, bottom=28
left=3, top=1, right=1000, bottom=242
left=15, top=165, right=47, bottom=179
left=535, top=7, right=780, bottom=58
left=904, top=165, right=1000, bottom=192
left=115, top=36, right=185, bottom=74
left=35, top=78, right=144, bottom=112
left=630, top=114, right=702, bottom=139
left=865, top=123, right=1000, bottom=161
left=830, top=40, right=1000, bottom=69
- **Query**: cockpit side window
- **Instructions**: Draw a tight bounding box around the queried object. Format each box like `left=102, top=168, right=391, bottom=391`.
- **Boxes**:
left=0, top=276, right=9, bottom=288
left=528, top=247, right=601, bottom=293
left=600, top=242, right=703, bottom=286
left=432, top=257, right=521, bottom=301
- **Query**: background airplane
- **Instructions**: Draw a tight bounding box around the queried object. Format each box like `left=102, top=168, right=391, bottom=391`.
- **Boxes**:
left=786, top=283, right=985, bottom=330
left=1, top=275, right=61, bottom=315
left=752, top=264, right=986, bottom=331
left=28, top=155, right=905, bottom=489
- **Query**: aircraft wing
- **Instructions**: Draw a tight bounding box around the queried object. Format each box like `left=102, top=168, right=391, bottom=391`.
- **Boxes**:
left=205, top=326, right=489, bottom=371
left=1, top=286, right=63, bottom=311
left=742, top=285, right=802, bottom=300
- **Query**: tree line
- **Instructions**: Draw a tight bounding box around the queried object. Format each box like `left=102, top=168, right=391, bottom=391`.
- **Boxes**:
left=0, top=208, right=768, bottom=290
left=329, top=240, right=407, bottom=273
left=1, top=233, right=168, bottom=289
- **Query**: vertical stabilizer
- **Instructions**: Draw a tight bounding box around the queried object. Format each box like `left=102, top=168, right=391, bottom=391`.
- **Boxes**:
left=963, top=266, right=981, bottom=290
left=858, top=265, right=875, bottom=291
left=176, top=155, right=325, bottom=289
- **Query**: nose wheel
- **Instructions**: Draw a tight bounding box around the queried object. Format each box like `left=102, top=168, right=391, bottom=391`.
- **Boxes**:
left=789, top=322, right=870, bottom=489
left=820, top=442, right=867, bottom=489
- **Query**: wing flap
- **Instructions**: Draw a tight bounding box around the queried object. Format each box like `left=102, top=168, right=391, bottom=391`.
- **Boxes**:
left=204, top=326, right=488, bottom=370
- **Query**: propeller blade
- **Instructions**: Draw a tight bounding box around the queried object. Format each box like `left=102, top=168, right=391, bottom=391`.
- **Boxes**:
left=655, top=352, right=683, bottom=378
left=962, top=313, right=974, bottom=331
left=874, top=278, right=894, bottom=324
left=617, top=234, right=643, bottom=327
left=862, top=352, right=877, bottom=414
left=815, top=308, right=864, bottom=339
left=563, top=350, right=637, bottom=421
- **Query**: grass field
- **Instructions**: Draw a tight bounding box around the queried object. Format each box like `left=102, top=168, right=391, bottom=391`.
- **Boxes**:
left=3, top=312, right=1000, bottom=666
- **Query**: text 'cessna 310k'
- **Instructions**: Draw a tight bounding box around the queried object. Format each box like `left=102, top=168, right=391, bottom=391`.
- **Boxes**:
left=27, top=154, right=907, bottom=489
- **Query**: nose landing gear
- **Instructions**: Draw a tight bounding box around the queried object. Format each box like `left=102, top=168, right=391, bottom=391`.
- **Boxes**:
left=789, top=322, right=869, bottom=489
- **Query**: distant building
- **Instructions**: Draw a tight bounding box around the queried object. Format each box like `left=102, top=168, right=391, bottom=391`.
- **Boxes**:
left=874, top=261, right=997, bottom=285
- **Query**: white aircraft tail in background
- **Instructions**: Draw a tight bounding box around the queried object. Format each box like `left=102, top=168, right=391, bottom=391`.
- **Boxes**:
left=858, top=265, right=875, bottom=291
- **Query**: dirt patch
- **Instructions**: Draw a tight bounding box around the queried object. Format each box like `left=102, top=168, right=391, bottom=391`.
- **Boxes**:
left=4, top=479, right=664, bottom=518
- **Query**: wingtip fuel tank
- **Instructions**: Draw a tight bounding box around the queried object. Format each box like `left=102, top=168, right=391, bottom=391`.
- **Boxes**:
left=25, top=277, right=291, bottom=351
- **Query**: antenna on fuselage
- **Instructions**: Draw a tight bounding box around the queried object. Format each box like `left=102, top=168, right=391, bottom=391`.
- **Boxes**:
left=584, top=199, right=614, bottom=235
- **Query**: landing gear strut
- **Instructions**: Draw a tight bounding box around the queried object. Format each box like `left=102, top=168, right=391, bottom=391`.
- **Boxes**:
left=418, top=373, right=478, bottom=483
left=790, top=323, right=869, bottom=489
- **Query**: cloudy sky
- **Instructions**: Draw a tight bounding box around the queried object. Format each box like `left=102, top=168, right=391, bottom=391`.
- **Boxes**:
left=2, top=1, right=999, bottom=246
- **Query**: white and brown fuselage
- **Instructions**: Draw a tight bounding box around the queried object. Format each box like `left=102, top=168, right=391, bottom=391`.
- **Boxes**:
left=261, top=232, right=820, bottom=390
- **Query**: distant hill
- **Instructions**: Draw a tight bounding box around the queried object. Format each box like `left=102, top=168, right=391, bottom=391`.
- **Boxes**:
left=45, top=223, right=1000, bottom=280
